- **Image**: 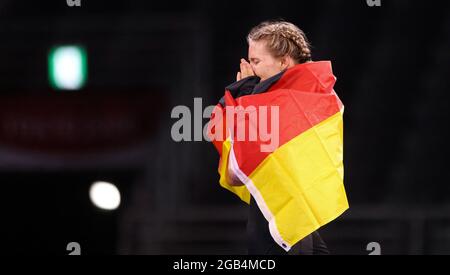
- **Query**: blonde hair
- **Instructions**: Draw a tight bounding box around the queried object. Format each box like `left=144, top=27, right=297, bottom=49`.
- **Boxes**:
left=247, top=20, right=312, bottom=64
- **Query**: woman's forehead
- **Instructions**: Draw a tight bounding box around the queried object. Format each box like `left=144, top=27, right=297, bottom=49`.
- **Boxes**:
left=248, top=40, right=269, bottom=58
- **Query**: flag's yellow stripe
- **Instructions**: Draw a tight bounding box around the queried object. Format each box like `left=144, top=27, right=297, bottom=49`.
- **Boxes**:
left=248, top=111, right=348, bottom=247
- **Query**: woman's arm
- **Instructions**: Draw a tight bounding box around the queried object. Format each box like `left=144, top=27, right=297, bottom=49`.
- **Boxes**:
left=225, top=58, right=254, bottom=187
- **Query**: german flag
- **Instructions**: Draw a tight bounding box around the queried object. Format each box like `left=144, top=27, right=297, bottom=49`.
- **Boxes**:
left=208, top=61, right=349, bottom=251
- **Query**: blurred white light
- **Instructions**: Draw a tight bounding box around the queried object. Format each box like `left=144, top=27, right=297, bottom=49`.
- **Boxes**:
left=48, top=46, right=87, bottom=90
left=89, top=181, right=121, bottom=210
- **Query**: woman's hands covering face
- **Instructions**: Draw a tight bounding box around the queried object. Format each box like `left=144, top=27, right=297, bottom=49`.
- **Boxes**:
left=236, top=58, right=255, bottom=81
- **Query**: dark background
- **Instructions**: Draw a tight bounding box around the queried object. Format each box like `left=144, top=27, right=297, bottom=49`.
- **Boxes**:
left=1, top=0, right=449, bottom=255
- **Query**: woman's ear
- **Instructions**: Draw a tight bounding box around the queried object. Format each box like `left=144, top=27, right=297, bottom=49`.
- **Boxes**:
left=279, top=56, right=290, bottom=70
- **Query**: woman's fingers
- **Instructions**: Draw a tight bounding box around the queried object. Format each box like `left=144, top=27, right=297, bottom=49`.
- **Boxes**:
left=242, top=64, right=251, bottom=76
left=244, top=60, right=254, bottom=76
left=241, top=58, right=251, bottom=71
left=240, top=58, right=255, bottom=78
left=240, top=61, right=246, bottom=77
left=236, top=58, right=255, bottom=83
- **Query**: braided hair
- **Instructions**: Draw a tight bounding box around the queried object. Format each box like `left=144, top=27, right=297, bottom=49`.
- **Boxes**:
left=247, top=20, right=312, bottom=64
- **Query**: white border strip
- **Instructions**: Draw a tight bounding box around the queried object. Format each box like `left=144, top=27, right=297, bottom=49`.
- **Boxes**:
left=228, top=142, right=292, bottom=252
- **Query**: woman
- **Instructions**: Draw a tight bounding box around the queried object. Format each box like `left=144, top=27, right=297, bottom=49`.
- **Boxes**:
left=210, top=20, right=347, bottom=255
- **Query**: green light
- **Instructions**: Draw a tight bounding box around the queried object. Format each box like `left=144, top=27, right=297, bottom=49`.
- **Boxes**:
left=48, top=46, right=87, bottom=90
